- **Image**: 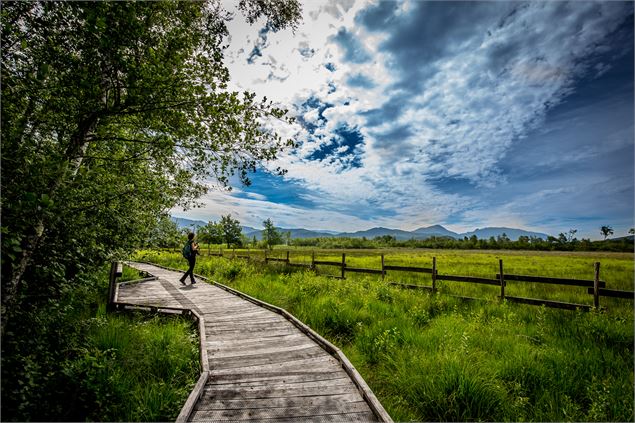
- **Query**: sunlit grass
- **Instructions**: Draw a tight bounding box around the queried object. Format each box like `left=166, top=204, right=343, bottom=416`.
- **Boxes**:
left=135, top=249, right=634, bottom=422
left=69, top=308, right=200, bottom=421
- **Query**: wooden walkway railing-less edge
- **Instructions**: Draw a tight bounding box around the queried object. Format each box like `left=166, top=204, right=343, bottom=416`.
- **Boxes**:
left=109, top=261, right=392, bottom=423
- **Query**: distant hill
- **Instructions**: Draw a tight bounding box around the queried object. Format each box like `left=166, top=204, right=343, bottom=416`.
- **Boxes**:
left=171, top=217, right=206, bottom=229
left=334, top=225, right=548, bottom=241
left=413, top=225, right=460, bottom=238
left=336, top=227, right=421, bottom=240
left=245, top=228, right=335, bottom=240
left=171, top=216, right=551, bottom=241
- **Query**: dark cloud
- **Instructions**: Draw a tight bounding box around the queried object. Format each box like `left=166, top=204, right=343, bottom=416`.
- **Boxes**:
left=360, top=95, right=409, bottom=127
left=329, top=27, right=371, bottom=64
left=369, top=124, right=415, bottom=158
left=346, top=73, right=376, bottom=89
left=357, top=2, right=508, bottom=91
left=355, top=1, right=399, bottom=29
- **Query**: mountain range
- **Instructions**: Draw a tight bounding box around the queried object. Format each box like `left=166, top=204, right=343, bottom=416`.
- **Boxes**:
left=171, top=217, right=551, bottom=241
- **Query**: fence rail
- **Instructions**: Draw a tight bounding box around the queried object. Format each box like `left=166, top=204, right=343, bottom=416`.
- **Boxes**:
left=193, top=249, right=633, bottom=311
left=497, top=274, right=606, bottom=288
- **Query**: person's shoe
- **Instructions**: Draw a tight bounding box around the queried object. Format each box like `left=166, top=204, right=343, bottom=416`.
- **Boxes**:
left=191, top=280, right=196, bottom=284
left=179, top=278, right=186, bottom=285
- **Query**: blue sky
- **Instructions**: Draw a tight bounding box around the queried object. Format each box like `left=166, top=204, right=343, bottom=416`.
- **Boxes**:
left=173, top=0, right=634, bottom=240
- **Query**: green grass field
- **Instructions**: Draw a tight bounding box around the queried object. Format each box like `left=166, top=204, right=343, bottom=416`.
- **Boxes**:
left=136, top=248, right=634, bottom=422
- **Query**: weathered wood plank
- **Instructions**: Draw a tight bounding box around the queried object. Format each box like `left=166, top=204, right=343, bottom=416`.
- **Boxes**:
left=209, top=355, right=341, bottom=376
left=209, top=342, right=320, bottom=359
left=195, top=392, right=362, bottom=411
left=313, top=260, right=342, bottom=266
left=246, top=411, right=378, bottom=423
left=203, top=378, right=353, bottom=398
left=345, top=267, right=383, bottom=275
left=499, top=274, right=606, bottom=288
left=190, top=401, right=372, bottom=421
left=586, top=287, right=634, bottom=299
left=211, top=346, right=326, bottom=370
left=206, top=371, right=348, bottom=386
left=205, top=333, right=307, bottom=348
left=437, top=274, right=500, bottom=285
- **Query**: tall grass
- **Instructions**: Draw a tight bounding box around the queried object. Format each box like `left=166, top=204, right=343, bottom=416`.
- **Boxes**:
left=66, top=310, right=200, bottom=422
left=136, top=249, right=634, bottom=422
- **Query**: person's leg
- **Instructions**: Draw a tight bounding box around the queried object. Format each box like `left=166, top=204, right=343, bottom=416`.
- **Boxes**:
left=180, top=261, right=192, bottom=284
left=188, top=257, right=196, bottom=283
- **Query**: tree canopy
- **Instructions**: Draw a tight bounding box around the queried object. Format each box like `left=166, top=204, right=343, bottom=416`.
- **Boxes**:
left=262, top=218, right=283, bottom=249
left=1, top=0, right=301, bottom=333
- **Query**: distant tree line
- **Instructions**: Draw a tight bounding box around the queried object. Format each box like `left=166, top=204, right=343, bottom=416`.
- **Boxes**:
left=290, top=230, right=634, bottom=252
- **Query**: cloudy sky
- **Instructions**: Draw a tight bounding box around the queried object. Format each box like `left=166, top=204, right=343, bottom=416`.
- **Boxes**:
left=173, top=0, right=634, bottom=240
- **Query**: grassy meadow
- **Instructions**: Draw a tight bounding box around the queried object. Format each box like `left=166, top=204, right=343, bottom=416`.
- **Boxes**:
left=135, top=248, right=634, bottom=422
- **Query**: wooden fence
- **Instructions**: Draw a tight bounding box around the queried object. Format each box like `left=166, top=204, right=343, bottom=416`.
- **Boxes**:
left=202, top=249, right=633, bottom=311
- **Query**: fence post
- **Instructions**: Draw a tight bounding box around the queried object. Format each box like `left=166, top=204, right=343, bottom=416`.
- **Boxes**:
left=593, top=262, right=601, bottom=309
left=219, top=248, right=222, bottom=257
left=499, top=259, right=505, bottom=300
left=432, top=257, right=437, bottom=293
left=264, top=249, right=268, bottom=263
left=286, top=250, right=290, bottom=264
left=311, top=251, right=315, bottom=271
left=232, top=247, right=235, bottom=259
left=341, top=253, right=346, bottom=279
left=381, top=254, right=385, bottom=281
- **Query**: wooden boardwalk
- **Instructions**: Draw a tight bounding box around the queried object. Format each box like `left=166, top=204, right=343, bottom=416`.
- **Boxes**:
left=116, top=262, right=391, bottom=423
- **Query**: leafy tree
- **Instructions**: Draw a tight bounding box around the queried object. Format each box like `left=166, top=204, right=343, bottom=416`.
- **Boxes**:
left=146, top=215, right=181, bottom=249
left=1, top=1, right=301, bottom=333
left=197, top=221, right=223, bottom=254
left=600, top=226, right=614, bottom=240
left=262, top=218, right=282, bottom=249
left=567, top=229, right=578, bottom=243
left=220, top=215, right=242, bottom=248
left=629, top=228, right=634, bottom=235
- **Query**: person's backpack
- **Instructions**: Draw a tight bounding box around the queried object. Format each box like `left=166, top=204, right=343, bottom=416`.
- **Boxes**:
left=182, top=241, right=192, bottom=259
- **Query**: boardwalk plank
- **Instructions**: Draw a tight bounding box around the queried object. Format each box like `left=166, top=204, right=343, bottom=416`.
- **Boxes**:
left=206, top=371, right=348, bottom=386
left=194, top=392, right=362, bottom=410
left=205, top=377, right=357, bottom=398
left=190, top=401, right=371, bottom=420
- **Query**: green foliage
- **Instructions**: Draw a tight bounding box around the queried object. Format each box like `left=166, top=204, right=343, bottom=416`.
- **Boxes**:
left=146, top=215, right=181, bottom=249
left=197, top=220, right=224, bottom=247
left=601, top=225, right=615, bottom=240
left=262, top=218, right=283, bottom=249
left=140, top=249, right=634, bottom=422
left=1, top=266, right=199, bottom=421
left=219, top=215, right=243, bottom=248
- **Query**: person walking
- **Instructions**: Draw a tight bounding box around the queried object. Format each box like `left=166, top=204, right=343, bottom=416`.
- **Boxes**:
left=180, top=232, right=199, bottom=285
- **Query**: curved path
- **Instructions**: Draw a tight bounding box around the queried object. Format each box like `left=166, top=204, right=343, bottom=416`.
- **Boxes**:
left=116, top=262, right=391, bottom=423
